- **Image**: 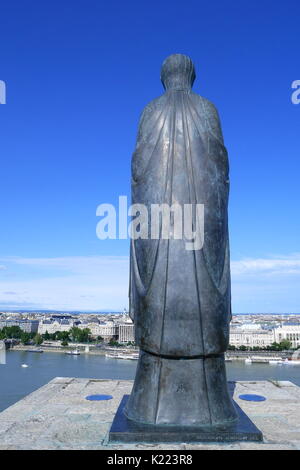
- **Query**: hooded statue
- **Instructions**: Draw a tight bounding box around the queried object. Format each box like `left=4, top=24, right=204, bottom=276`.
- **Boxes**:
left=125, top=54, right=237, bottom=427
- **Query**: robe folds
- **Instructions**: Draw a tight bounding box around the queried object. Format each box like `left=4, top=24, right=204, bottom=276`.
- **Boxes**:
left=129, top=88, right=231, bottom=357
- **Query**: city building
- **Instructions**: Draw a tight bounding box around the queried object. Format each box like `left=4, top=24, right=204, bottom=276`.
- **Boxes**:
left=78, top=320, right=118, bottom=341
left=118, top=323, right=135, bottom=343
left=38, top=319, right=74, bottom=335
left=229, top=327, right=275, bottom=348
left=0, top=319, right=39, bottom=334
left=274, top=324, right=300, bottom=349
left=1, top=311, right=300, bottom=349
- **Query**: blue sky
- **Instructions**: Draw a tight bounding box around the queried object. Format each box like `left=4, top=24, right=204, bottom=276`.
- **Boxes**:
left=0, top=0, right=299, bottom=312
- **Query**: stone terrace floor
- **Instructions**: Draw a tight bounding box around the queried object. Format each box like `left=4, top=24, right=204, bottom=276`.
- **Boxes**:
left=0, top=378, right=300, bottom=450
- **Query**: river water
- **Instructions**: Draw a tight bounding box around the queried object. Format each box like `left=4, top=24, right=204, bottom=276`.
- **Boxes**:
left=1, top=350, right=300, bottom=412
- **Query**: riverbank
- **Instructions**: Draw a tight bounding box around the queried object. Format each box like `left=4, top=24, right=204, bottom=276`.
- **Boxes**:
left=9, top=344, right=295, bottom=361
left=227, top=350, right=293, bottom=359
left=9, top=344, right=138, bottom=356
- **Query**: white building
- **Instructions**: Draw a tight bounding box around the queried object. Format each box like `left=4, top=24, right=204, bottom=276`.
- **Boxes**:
left=118, top=323, right=135, bottom=343
left=38, top=319, right=73, bottom=335
left=19, top=320, right=39, bottom=333
left=229, top=328, right=274, bottom=348
left=38, top=318, right=119, bottom=341
left=274, top=324, right=300, bottom=349
left=78, top=321, right=118, bottom=341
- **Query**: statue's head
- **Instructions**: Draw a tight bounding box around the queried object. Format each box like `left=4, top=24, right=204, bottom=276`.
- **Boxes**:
left=161, top=54, right=196, bottom=91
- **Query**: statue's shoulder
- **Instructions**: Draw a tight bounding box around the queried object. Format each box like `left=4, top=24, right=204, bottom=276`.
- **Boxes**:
left=190, top=92, right=220, bottom=119
left=140, top=94, right=166, bottom=121
left=190, top=92, right=225, bottom=143
left=134, top=95, right=166, bottom=144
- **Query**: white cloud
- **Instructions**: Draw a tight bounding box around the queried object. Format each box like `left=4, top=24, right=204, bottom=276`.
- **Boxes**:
left=3, top=255, right=128, bottom=273
left=0, top=256, right=129, bottom=311
left=230, top=254, right=300, bottom=313
left=0, top=253, right=299, bottom=312
left=231, top=253, right=300, bottom=277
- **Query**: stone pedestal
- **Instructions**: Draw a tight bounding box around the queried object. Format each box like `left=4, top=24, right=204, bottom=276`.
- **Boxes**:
left=109, top=394, right=263, bottom=443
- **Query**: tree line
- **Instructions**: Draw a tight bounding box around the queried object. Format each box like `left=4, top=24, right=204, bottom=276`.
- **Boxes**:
left=0, top=326, right=95, bottom=346
left=228, top=339, right=294, bottom=351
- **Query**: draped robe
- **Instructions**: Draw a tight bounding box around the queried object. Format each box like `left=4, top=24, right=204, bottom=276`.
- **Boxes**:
left=129, top=89, right=231, bottom=357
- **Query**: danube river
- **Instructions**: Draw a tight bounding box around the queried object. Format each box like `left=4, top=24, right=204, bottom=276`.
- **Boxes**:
left=1, top=350, right=300, bottom=412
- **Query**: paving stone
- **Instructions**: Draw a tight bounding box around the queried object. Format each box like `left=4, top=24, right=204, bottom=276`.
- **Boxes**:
left=0, top=378, right=299, bottom=450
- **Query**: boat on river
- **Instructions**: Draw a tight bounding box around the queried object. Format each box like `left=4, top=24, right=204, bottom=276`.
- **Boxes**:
left=65, top=349, right=80, bottom=355
left=26, top=348, right=43, bottom=353
left=105, top=352, right=139, bottom=360
left=269, top=357, right=284, bottom=365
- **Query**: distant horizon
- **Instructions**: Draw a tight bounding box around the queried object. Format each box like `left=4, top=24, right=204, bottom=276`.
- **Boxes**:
left=1, top=309, right=300, bottom=316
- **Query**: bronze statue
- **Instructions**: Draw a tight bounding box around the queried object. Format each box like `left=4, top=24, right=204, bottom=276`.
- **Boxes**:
left=125, top=53, right=237, bottom=427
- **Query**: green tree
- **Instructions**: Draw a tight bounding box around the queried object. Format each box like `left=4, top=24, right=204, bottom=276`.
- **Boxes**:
left=279, top=339, right=292, bottom=350
left=109, top=338, right=121, bottom=347
left=61, top=340, right=68, bottom=347
left=69, top=326, right=81, bottom=342
left=69, top=326, right=91, bottom=343
left=80, top=328, right=91, bottom=343
left=270, top=342, right=281, bottom=351
left=1, top=325, right=23, bottom=339
left=43, top=330, right=50, bottom=340
left=34, top=333, right=43, bottom=346
left=20, top=332, right=31, bottom=345
left=56, top=331, right=70, bottom=341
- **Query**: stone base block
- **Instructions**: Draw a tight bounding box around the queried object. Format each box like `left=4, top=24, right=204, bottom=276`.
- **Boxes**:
left=109, top=395, right=263, bottom=444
